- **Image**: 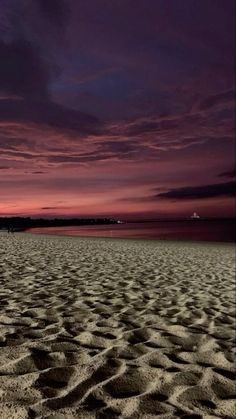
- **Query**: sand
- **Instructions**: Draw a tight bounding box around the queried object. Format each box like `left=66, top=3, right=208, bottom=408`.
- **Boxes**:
left=0, top=232, right=235, bottom=419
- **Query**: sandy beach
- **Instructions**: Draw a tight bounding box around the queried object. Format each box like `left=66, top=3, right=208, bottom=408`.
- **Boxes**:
left=0, top=232, right=235, bottom=419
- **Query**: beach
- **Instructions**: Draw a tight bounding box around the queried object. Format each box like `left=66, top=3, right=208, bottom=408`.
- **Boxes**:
left=0, top=232, right=235, bottom=419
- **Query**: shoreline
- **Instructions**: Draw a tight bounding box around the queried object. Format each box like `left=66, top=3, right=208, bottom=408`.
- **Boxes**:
left=18, top=230, right=236, bottom=246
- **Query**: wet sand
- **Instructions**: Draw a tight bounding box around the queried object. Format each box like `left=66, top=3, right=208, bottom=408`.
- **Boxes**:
left=0, top=232, right=235, bottom=418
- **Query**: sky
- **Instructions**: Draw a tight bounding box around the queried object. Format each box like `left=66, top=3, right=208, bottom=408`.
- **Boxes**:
left=0, top=0, right=235, bottom=219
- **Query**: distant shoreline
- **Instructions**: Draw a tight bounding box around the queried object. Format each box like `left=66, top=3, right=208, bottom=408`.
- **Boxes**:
left=18, top=219, right=236, bottom=243
left=0, top=217, right=119, bottom=232
left=0, top=216, right=235, bottom=231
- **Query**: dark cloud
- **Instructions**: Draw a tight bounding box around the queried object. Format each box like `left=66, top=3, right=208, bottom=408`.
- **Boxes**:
left=41, top=206, right=58, bottom=210
left=0, top=18, right=99, bottom=134
left=196, top=89, right=236, bottom=111
left=32, top=171, right=46, bottom=174
left=219, top=168, right=236, bottom=179
left=126, top=119, right=180, bottom=136
left=48, top=152, right=112, bottom=164
left=0, top=138, right=31, bottom=150
left=101, top=140, right=136, bottom=154
left=0, top=99, right=100, bottom=134
left=37, top=0, right=70, bottom=27
left=46, top=138, right=151, bottom=164
left=0, top=2, right=99, bottom=136
left=157, top=181, right=236, bottom=200
left=0, top=39, right=49, bottom=100
left=0, top=149, right=35, bottom=159
left=121, top=109, right=228, bottom=141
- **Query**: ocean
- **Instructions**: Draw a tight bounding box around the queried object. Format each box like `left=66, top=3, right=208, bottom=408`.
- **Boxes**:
left=27, top=220, right=235, bottom=242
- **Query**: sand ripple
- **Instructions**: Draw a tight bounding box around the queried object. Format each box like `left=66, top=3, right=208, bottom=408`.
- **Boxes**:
left=0, top=233, right=235, bottom=418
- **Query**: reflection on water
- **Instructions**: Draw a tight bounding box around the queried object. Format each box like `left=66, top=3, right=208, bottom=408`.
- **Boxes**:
left=27, top=220, right=235, bottom=242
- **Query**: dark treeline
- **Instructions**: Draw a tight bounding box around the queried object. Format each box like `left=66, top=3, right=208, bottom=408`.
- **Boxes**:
left=0, top=217, right=118, bottom=231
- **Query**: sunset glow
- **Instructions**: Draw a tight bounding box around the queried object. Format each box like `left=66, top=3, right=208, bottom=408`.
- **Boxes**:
left=0, top=0, right=235, bottom=219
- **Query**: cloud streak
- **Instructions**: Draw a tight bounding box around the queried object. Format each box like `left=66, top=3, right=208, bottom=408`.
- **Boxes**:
left=157, top=181, right=236, bottom=200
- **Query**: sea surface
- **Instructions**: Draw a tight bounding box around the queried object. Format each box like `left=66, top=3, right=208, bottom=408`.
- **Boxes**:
left=27, top=220, right=235, bottom=242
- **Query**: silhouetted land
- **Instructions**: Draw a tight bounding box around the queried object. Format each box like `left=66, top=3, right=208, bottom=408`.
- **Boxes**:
left=0, top=217, right=118, bottom=231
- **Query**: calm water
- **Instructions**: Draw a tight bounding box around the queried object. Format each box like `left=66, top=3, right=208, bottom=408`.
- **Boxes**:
left=27, top=220, right=235, bottom=242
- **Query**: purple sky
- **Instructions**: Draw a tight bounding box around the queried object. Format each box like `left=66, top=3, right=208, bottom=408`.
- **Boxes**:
left=0, top=0, right=235, bottom=219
